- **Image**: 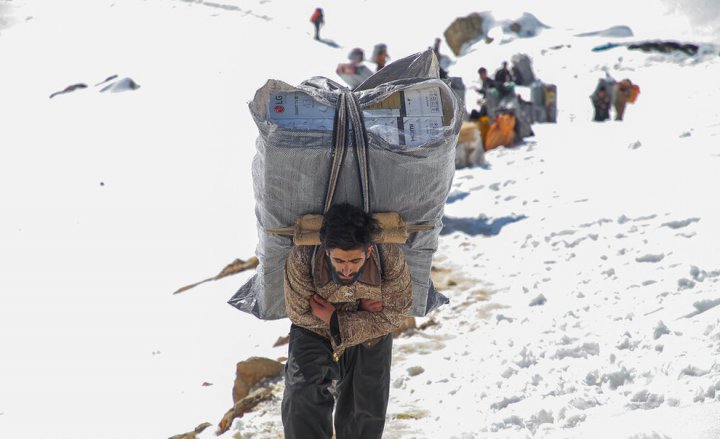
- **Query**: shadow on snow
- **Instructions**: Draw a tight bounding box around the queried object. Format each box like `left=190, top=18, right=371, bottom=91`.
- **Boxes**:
left=440, top=214, right=528, bottom=236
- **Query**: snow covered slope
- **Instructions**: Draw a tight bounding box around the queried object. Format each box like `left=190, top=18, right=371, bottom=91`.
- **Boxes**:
left=0, top=0, right=719, bottom=438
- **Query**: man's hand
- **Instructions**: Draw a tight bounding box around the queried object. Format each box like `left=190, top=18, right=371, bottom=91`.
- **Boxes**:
left=359, top=298, right=384, bottom=313
left=310, top=294, right=336, bottom=324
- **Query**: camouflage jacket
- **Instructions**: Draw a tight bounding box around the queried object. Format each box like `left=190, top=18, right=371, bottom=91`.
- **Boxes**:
left=284, top=244, right=412, bottom=357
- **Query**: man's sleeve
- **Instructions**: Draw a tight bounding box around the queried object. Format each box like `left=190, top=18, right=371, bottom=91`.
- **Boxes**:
left=334, top=245, right=413, bottom=349
left=284, top=246, right=326, bottom=330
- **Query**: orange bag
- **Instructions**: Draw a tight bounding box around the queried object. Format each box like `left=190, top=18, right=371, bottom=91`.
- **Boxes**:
left=628, top=84, right=640, bottom=104
left=484, top=114, right=515, bottom=151
left=478, top=116, right=491, bottom=147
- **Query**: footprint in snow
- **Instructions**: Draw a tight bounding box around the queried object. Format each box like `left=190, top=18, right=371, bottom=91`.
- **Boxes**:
left=636, top=253, right=665, bottom=263
left=661, top=218, right=700, bottom=229
left=579, top=218, right=613, bottom=228
left=618, top=214, right=657, bottom=224
left=678, top=278, right=695, bottom=290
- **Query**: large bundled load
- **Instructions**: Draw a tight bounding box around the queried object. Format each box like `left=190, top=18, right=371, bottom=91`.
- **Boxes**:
left=483, top=87, right=533, bottom=144
left=445, top=76, right=467, bottom=119
left=510, top=53, right=536, bottom=86
left=530, top=80, right=558, bottom=123
left=229, top=50, right=462, bottom=320
left=484, top=113, right=516, bottom=151
left=443, top=13, right=486, bottom=56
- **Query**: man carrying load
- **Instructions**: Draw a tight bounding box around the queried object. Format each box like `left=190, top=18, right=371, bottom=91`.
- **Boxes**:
left=281, top=202, right=413, bottom=439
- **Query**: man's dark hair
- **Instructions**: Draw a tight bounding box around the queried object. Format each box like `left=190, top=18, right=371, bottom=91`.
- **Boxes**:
left=478, top=67, right=487, bottom=75
left=320, top=203, right=381, bottom=251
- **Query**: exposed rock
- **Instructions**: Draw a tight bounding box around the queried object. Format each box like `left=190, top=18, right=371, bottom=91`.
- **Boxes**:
left=628, top=40, right=699, bottom=56
left=168, top=422, right=212, bottom=439
left=393, top=409, right=429, bottom=420
left=217, top=387, right=273, bottom=435
left=94, top=74, right=118, bottom=86
left=407, top=366, right=425, bottom=377
left=444, top=13, right=486, bottom=56
left=654, top=321, right=671, bottom=340
left=273, top=335, right=289, bottom=347
left=529, top=294, right=547, bottom=306
left=174, top=256, right=259, bottom=295
left=418, top=318, right=439, bottom=330
left=233, top=357, right=284, bottom=403
left=49, top=83, right=87, bottom=99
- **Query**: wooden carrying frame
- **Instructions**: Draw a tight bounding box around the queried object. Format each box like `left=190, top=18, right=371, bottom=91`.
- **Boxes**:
left=268, top=212, right=433, bottom=246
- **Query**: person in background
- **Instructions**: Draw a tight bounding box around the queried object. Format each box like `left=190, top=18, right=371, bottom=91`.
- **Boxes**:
left=371, top=43, right=389, bottom=71
left=475, top=67, right=496, bottom=97
left=348, top=47, right=364, bottom=64
left=471, top=67, right=496, bottom=118
left=613, top=79, right=633, bottom=121
left=336, top=48, right=373, bottom=89
left=494, top=61, right=514, bottom=84
left=310, top=7, right=324, bottom=40
left=494, top=61, right=514, bottom=98
left=281, top=203, right=413, bottom=439
left=591, top=86, right=611, bottom=122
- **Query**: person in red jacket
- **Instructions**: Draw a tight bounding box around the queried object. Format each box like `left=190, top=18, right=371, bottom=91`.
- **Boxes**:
left=310, top=7, right=324, bottom=40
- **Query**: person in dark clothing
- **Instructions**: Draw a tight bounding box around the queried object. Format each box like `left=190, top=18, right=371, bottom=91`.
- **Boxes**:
left=472, top=67, right=496, bottom=117
left=494, top=61, right=514, bottom=84
left=475, top=67, right=497, bottom=97
left=492, top=62, right=515, bottom=98
left=282, top=203, right=413, bottom=439
left=310, top=7, right=324, bottom=40
left=371, top=43, right=389, bottom=71
left=592, top=86, right=611, bottom=121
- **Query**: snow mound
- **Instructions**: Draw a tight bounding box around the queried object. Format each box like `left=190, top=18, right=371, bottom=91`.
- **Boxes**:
left=99, top=77, right=141, bottom=93
left=576, top=25, right=634, bottom=38
left=502, top=12, right=550, bottom=38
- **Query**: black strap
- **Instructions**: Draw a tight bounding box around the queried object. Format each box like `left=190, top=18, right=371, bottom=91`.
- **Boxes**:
left=345, top=92, right=371, bottom=214
left=323, top=93, right=348, bottom=214
left=323, top=91, right=372, bottom=215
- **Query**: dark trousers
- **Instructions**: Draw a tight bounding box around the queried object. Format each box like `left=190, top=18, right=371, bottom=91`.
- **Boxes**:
left=282, top=324, right=393, bottom=439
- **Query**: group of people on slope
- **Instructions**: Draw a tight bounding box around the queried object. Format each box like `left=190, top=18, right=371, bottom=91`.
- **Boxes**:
left=475, top=61, right=517, bottom=102
left=591, top=78, right=639, bottom=122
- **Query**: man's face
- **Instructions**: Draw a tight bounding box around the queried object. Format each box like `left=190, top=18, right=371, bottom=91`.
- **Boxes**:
left=326, top=246, right=373, bottom=285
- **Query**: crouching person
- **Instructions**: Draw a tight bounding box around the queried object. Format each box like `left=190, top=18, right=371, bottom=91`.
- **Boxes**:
left=281, top=203, right=413, bottom=439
